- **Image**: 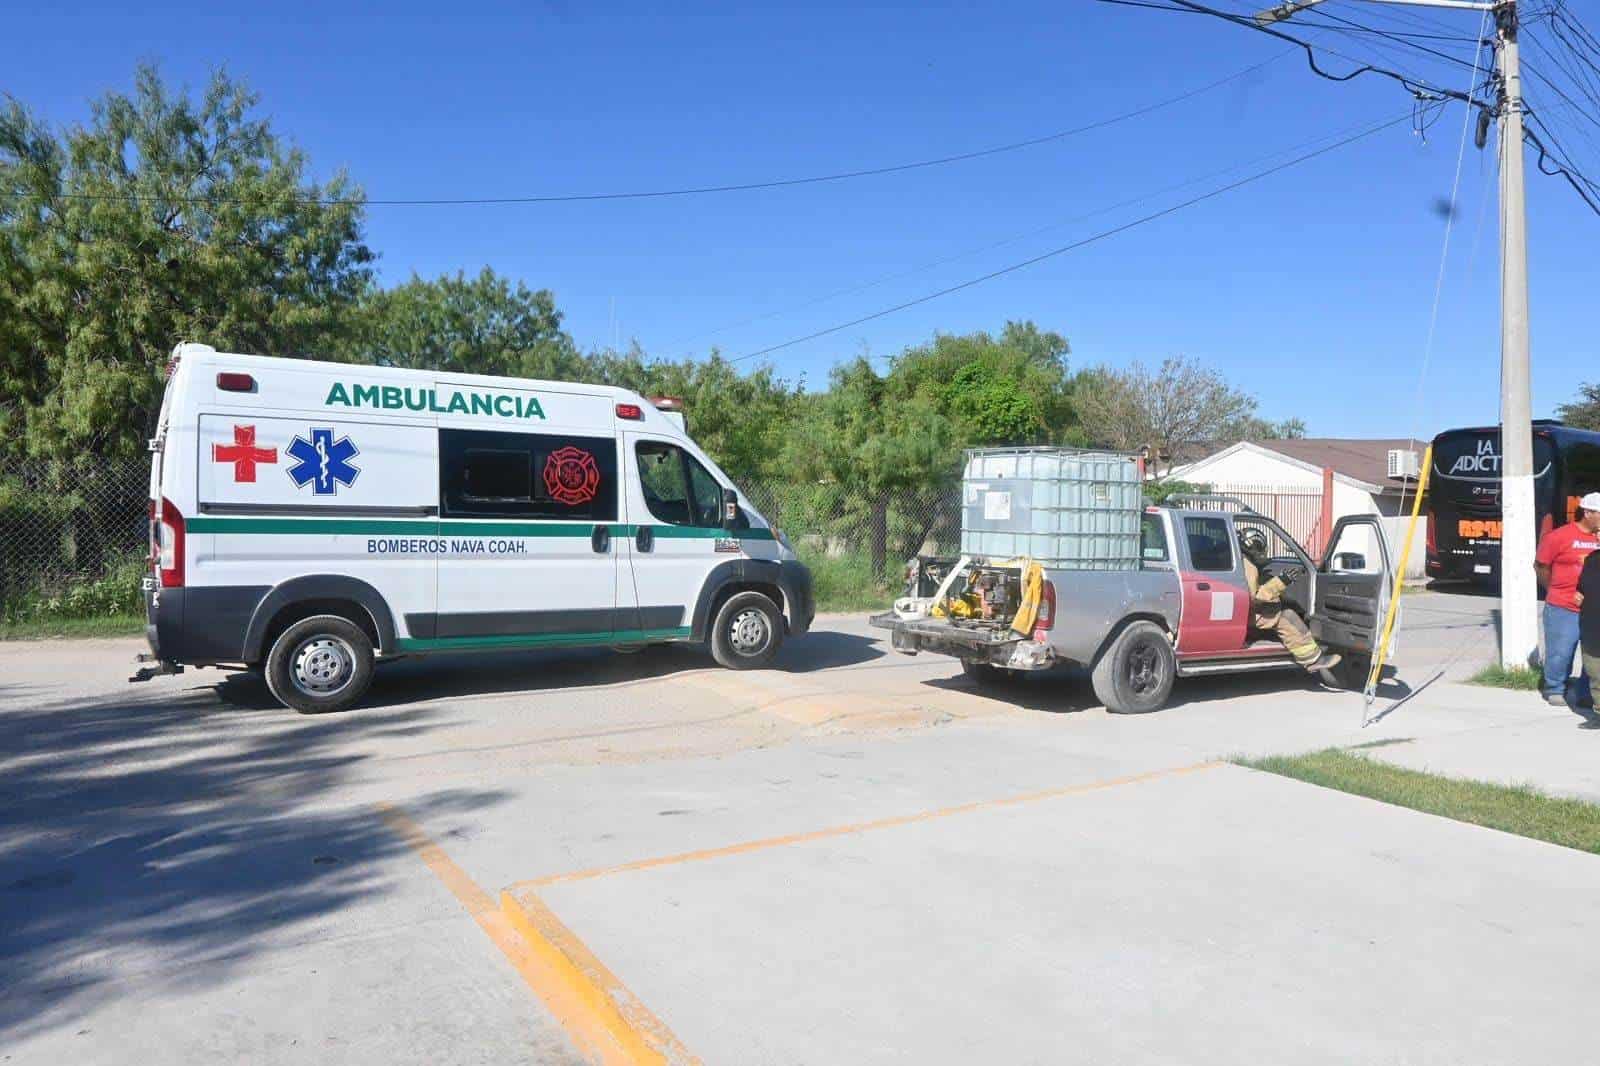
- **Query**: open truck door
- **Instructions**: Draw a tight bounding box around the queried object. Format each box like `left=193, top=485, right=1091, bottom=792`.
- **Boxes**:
left=1311, top=515, right=1394, bottom=666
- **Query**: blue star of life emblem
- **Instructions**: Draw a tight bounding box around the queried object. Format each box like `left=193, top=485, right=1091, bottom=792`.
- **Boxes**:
left=286, top=427, right=360, bottom=496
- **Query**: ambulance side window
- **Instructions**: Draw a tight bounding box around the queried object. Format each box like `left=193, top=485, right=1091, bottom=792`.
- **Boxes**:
left=462, top=449, right=531, bottom=502
left=637, top=441, right=726, bottom=528
left=441, top=428, right=618, bottom=521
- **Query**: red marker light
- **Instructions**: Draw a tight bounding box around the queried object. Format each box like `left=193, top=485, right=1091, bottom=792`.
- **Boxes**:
left=217, top=372, right=256, bottom=393
left=615, top=403, right=644, bottom=420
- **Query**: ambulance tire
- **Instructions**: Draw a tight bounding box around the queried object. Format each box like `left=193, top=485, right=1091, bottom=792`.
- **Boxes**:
left=710, top=591, right=783, bottom=670
left=1091, top=620, right=1176, bottom=714
left=265, top=614, right=376, bottom=714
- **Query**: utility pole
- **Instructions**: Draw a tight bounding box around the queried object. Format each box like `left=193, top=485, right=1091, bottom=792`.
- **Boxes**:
left=1494, top=1, right=1538, bottom=670
left=1251, top=0, right=1536, bottom=669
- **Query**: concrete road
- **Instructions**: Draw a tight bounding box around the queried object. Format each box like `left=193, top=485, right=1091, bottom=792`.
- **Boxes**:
left=4, top=591, right=1594, bottom=1065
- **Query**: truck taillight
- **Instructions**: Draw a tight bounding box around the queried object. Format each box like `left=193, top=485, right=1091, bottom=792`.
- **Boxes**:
left=156, top=497, right=185, bottom=588
left=1033, top=580, right=1055, bottom=640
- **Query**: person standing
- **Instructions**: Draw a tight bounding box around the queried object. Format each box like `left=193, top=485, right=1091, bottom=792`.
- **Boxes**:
left=1576, top=546, right=1600, bottom=728
left=1535, top=492, right=1600, bottom=709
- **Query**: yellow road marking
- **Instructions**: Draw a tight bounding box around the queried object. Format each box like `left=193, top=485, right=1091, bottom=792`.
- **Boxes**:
left=500, top=889, right=698, bottom=1065
left=377, top=804, right=697, bottom=1066
left=516, top=760, right=1221, bottom=891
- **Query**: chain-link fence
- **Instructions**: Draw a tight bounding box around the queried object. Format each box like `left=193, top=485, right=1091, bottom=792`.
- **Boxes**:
left=0, top=456, right=150, bottom=622
left=0, top=453, right=966, bottom=619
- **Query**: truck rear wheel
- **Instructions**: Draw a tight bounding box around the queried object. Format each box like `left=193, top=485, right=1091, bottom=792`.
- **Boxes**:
left=1091, top=621, right=1176, bottom=714
left=265, top=614, right=375, bottom=714
left=962, top=660, right=1021, bottom=685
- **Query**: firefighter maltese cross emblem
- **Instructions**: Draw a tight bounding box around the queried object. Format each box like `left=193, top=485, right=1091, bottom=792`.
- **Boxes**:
left=543, top=445, right=599, bottom=505
left=286, top=427, right=360, bottom=496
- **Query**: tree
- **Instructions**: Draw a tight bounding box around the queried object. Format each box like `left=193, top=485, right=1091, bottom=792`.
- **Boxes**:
left=1557, top=383, right=1600, bottom=431
left=344, top=268, right=585, bottom=380
left=589, top=347, right=802, bottom=484
left=1226, top=414, right=1308, bottom=441
left=1073, top=357, right=1263, bottom=476
left=888, top=320, right=1077, bottom=444
left=784, top=357, right=960, bottom=579
left=0, top=65, right=373, bottom=458
left=780, top=323, right=1075, bottom=578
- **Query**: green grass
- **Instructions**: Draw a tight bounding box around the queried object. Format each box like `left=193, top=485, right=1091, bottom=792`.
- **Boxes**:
left=0, top=614, right=145, bottom=641
left=799, top=549, right=899, bottom=614
left=1238, top=747, right=1600, bottom=855
left=1468, top=663, right=1545, bottom=690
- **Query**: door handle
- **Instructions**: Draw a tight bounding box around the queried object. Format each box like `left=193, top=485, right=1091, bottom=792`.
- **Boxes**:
left=591, top=525, right=611, bottom=554
left=637, top=526, right=654, bottom=553
left=1196, top=582, right=1211, bottom=591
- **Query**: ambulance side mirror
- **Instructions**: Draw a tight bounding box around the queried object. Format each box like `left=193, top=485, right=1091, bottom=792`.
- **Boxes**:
left=722, top=488, right=741, bottom=531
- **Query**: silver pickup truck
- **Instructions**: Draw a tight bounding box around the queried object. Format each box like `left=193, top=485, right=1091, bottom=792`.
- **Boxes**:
left=871, top=502, right=1393, bottom=713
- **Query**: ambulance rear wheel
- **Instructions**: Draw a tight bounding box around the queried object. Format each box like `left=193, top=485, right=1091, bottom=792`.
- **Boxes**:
left=710, top=591, right=783, bottom=669
left=265, top=615, right=375, bottom=714
left=1092, top=621, right=1175, bottom=714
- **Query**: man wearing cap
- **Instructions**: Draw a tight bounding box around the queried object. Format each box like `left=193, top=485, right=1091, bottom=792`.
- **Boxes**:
left=1535, top=492, right=1600, bottom=709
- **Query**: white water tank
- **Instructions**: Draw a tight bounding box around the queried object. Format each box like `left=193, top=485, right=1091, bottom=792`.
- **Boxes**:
left=960, top=447, right=1143, bottom=569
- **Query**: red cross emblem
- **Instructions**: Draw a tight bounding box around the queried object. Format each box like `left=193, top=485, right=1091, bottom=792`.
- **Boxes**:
left=212, top=425, right=277, bottom=483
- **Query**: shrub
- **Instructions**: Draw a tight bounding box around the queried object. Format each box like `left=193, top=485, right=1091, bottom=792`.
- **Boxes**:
left=2, top=554, right=146, bottom=624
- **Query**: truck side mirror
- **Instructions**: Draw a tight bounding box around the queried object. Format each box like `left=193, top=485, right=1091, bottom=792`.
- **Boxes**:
left=722, top=488, right=741, bottom=531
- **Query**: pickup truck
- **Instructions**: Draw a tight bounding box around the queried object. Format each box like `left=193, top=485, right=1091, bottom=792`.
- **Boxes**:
left=870, top=501, right=1394, bottom=713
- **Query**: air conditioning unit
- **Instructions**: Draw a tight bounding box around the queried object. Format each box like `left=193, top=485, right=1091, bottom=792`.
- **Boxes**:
left=1387, top=448, right=1420, bottom=478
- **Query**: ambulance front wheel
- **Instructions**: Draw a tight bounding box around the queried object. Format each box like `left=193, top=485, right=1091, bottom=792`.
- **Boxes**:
left=265, top=614, right=376, bottom=714
left=710, top=591, right=783, bottom=669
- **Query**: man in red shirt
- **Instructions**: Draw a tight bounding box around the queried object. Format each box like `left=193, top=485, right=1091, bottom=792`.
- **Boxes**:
left=1535, top=492, right=1600, bottom=709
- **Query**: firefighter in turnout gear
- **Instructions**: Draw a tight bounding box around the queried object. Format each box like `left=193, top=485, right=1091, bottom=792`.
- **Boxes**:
left=1238, top=528, right=1341, bottom=674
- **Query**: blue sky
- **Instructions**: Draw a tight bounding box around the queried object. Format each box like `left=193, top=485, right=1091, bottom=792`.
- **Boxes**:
left=8, top=1, right=1597, bottom=437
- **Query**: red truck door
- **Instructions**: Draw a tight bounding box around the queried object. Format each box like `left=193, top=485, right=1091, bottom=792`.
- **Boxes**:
left=1174, top=513, right=1250, bottom=655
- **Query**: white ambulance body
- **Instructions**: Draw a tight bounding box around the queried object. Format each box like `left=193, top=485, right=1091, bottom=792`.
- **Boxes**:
left=139, top=344, right=814, bottom=712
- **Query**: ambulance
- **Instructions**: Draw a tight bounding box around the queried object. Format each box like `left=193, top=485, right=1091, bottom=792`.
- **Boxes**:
left=135, top=344, right=814, bottom=713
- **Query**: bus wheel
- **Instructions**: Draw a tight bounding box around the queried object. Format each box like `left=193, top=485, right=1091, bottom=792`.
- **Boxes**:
left=265, top=615, right=375, bottom=714
left=710, top=591, right=783, bottom=669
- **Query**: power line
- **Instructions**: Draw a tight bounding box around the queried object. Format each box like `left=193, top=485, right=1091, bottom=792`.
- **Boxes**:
left=730, top=112, right=1411, bottom=363
left=1095, top=0, right=1475, bottom=104
left=7, top=51, right=1292, bottom=211
left=661, top=111, right=1418, bottom=354
left=1102, top=0, right=1600, bottom=217
left=1296, top=6, right=1484, bottom=70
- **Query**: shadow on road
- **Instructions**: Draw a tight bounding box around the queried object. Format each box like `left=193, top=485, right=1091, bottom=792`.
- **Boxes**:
left=923, top=665, right=1390, bottom=715
left=0, top=686, right=506, bottom=1045
left=201, top=629, right=889, bottom=712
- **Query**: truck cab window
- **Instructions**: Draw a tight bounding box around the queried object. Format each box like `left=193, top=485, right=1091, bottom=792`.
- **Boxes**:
left=1140, top=513, right=1170, bottom=563
left=637, top=441, right=727, bottom=528
left=1184, top=516, right=1234, bottom=572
